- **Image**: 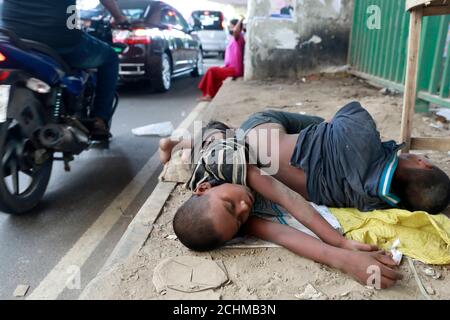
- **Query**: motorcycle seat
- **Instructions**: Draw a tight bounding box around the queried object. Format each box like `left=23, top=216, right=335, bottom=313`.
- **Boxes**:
left=21, top=39, right=72, bottom=74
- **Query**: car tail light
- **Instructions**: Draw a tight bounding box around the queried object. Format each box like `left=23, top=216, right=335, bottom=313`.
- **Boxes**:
left=0, top=70, right=10, bottom=81
left=0, top=52, right=6, bottom=62
left=115, top=29, right=152, bottom=45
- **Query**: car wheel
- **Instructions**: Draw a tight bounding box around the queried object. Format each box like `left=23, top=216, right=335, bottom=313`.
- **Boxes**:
left=191, top=50, right=204, bottom=77
left=150, top=53, right=172, bottom=92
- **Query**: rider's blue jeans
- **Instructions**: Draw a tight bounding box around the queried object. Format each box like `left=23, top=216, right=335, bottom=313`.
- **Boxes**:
left=57, top=33, right=119, bottom=125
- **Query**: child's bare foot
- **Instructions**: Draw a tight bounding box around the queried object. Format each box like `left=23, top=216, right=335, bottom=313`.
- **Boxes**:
left=197, top=95, right=212, bottom=102
left=159, top=138, right=178, bottom=164
left=181, top=148, right=192, bottom=163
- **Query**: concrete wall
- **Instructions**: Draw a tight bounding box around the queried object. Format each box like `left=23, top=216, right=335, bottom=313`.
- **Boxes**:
left=245, top=0, right=354, bottom=80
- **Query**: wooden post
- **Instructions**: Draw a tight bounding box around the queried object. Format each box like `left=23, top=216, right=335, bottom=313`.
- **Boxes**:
left=400, top=7, right=423, bottom=153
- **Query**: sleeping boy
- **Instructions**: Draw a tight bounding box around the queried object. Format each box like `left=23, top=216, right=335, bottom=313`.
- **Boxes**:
left=161, top=102, right=450, bottom=288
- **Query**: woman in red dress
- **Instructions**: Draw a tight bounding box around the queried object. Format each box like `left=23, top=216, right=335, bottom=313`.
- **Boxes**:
left=198, top=18, right=245, bottom=101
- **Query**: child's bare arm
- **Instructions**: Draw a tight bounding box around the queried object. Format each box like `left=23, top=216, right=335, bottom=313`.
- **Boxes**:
left=244, top=217, right=402, bottom=288
left=246, top=165, right=377, bottom=252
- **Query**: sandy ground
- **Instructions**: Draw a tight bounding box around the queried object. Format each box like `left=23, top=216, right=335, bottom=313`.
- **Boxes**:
left=82, top=74, right=450, bottom=300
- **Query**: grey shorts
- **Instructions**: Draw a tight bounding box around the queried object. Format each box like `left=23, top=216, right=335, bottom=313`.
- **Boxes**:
left=239, top=110, right=324, bottom=136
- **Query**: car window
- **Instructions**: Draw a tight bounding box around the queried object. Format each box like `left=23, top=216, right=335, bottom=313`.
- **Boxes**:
left=161, top=9, right=178, bottom=27
left=191, top=11, right=224, bottom=31
left=175, top=12, right=190, bottom=33
left=122, top=8, right=146, bottom=20
left=117, top=1, right=151, bottom=20
left=161, top=8, right=190, bottom=33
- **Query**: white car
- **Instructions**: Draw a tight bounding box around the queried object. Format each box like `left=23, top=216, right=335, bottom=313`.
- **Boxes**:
left=190, top=10, right=229, bottom=57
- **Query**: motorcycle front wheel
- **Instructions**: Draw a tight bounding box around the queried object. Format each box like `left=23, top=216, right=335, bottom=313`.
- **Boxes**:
left=0, top=120, right=53, bottom=214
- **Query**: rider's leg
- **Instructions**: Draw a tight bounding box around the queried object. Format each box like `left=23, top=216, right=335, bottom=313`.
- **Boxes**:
left=57, top=33, right=119, bottom=129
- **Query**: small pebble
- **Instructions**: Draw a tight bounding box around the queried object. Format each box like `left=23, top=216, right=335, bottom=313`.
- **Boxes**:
left=425, top=285, right=435, bottom=295
left=165, top=234, right=178, bottom=240
left=295, top=283, right=327, bottom=300
left=13, top=284, right=30, bottom=297
left=423, top=267, right=441, bottom=280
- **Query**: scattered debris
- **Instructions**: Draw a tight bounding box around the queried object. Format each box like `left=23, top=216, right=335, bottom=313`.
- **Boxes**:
left=321, top=65, right=350, bottom=74
left=165, top=234, right=178, bottom=241
left=153, top=256, right=229, bottom=293
left=425, top=285, right=435, bottom=296
left=379, top=87, right=400, bottom=96
left=429, top=122, right=445, bottom=130
left=266, top=105, right=290, bottom=109
left=295, top=283, right=327, bottom=300
left=132, top=121, right=174, bottom=137
left=390, top=239, right=403, bottom=265
left=422, top=267, right=441, bottom=280
left=365, top=285, right=377, bottom=290
left=306, top=74, right=321, bottom=82
left=13, top=284, right=30, bottom=297
left=435, top=108, right=450, bottom=122
left=362, top=289, right=374, bottom=298
left=298, top=35, right=322, bottom=49
left=435, top=115, right=448, bottom=124
left=408, top=258, right=433, bottom=300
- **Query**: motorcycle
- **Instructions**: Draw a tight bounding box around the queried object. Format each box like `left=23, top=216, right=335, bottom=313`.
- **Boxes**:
left=0, top=18, right=127, bottom=214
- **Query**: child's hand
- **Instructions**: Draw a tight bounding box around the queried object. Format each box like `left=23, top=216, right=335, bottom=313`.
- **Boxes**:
left=340, top=239, right=379, bottom=252
left=341, top=250, right=403, bottom=289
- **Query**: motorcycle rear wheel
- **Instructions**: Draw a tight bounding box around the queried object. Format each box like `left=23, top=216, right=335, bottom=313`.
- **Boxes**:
left=0, top=120, right=53, bottom=214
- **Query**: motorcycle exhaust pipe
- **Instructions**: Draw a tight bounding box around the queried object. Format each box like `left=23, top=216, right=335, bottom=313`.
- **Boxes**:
left=39, top=124, right=89, bottom=155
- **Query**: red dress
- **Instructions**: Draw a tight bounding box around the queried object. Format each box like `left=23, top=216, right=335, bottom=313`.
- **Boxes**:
left=198, top=34, right=245, bottom=98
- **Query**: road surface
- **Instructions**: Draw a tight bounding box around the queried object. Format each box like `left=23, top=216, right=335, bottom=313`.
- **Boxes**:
left=0, top=58, right=222, bottom=299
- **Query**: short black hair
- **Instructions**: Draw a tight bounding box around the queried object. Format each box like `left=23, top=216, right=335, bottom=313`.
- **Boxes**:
left=398, top=167, right=450, bottom=215
left=173, top=195, right=222, bottom=252
left=203, top=120, right=231, bottom=136
left=201, top=120, right=233, bottom=149
left=230, top=19, right=239, bottom=26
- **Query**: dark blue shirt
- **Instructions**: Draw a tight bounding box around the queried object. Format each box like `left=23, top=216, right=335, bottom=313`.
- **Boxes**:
left=290, top=101, right=404, bottom=211
left=2, top=0, right=82, bottom=49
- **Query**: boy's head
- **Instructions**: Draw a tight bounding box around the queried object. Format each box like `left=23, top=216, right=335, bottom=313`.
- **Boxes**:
left=202, top=120, right=234, bottom=148
left=173, top=182, right=254, bottom=252
left=395, top=154, right=450, bottom=214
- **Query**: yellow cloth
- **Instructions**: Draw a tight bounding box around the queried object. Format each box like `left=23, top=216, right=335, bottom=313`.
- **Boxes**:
left=329, top=208, right=450, bottom=265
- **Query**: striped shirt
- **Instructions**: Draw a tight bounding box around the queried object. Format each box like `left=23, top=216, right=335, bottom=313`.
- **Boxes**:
left=187, top=138, right=248, bottom=191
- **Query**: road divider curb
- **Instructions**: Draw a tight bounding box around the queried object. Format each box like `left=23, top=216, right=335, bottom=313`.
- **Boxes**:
left=80, top=101, right=213, bottom=299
